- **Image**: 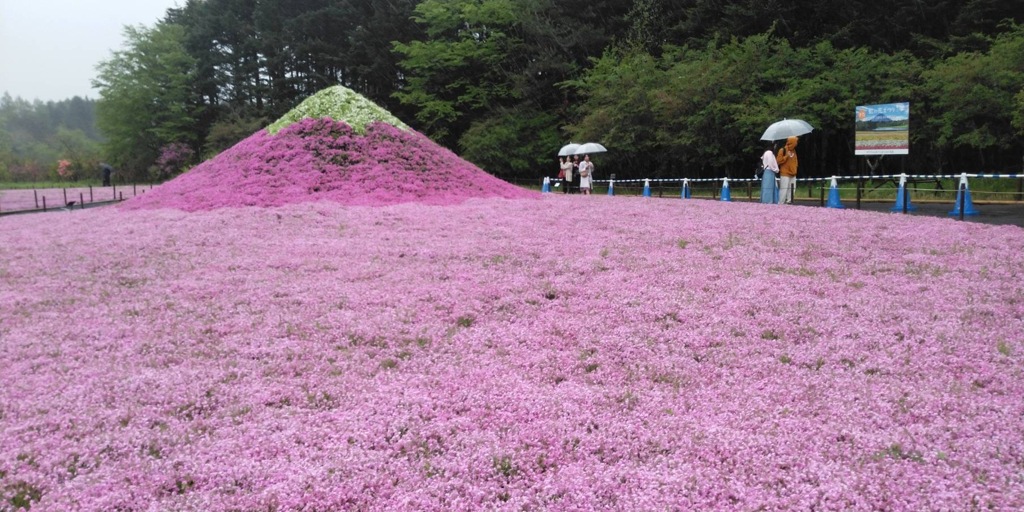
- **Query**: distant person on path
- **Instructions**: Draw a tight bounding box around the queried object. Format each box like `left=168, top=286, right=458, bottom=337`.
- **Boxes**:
left=559, top=156, right=573, bottom=194
left=776, top=136, right=799, bottom=204
left=760, top=143, right=780, bottom=204
left=101, top=163, right=114, bottom=186
left=578, top=155, right=594, bottom=195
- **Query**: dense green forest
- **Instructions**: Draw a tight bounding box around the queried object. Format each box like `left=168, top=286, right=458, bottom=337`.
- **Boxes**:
left=0, top=95, right=102, bottom=182
left=4, top=0, right=1024, bottom=183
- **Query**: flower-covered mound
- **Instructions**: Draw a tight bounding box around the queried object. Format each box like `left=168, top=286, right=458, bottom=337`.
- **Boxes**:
left=265, top=85, right=409, bottom=135
left=122, top=118, right=534, bottom=211
left=2, top=198, right=1024, bottom=510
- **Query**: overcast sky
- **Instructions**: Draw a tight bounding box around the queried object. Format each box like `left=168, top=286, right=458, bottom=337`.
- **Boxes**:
left=1, top=0, right=179, bottom=102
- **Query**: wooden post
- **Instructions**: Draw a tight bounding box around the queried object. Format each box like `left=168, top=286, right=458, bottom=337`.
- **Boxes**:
left=34, top=190, right=39, bottom=209
left=42, top=196, right=47, bottom=211
left=80, top=192, right=85, bottom=209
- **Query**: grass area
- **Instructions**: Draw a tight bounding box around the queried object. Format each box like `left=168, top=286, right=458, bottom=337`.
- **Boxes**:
left=0, top=180, right=106, bottom=189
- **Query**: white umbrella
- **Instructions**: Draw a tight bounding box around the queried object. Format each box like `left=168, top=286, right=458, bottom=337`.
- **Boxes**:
left=558, top=143, right=581, bottom=156
left=760, top=119, right=813, bottom=141
left=573, top=142, right=607, bottom=155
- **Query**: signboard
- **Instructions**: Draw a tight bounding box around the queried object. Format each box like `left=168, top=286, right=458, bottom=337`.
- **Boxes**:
left=855, top=102, right=909, bottom=155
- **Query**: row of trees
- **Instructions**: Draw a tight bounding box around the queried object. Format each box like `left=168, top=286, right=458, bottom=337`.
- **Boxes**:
left=60, top=1, right=1024, bottom=181
left=570, top=26, right=1024, bottom=180
left=0, top=95, right=102, bottom=182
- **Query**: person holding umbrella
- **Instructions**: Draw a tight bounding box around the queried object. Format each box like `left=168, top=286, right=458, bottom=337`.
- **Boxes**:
left=760, top=143, right=780, bottom=204
left=560, top=156, right=573, bottom=194
left=578, top=155, right=594, bottom=195
left=760, top=119, right=811, bottom=205
left=776, top=136, right=799, bottom=204
left=101, top=163, right=114, bottom=186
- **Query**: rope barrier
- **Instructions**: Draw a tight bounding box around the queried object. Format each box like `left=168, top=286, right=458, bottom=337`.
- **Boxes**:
left=593, top=173, right=1023, bottom=184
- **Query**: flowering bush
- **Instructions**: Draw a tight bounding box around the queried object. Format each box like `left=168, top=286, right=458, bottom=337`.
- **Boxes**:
left=152, top=143, right=196, bottom=181
left=56, top=159, right=73, bottom=180
left=123, top=118, right=535, bottom=211
left=2, top=197, right=1023, bottom=510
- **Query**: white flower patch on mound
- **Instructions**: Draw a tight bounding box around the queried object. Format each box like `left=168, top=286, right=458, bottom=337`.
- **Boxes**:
left=265, top=85, right=409, bottom=134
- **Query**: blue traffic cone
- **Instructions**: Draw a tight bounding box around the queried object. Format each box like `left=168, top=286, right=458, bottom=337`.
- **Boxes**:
left=826, top=177, right=845, bottom=209
left=607, top=179, right=615, bottom=196
left=890, top=174, right=917, bottom=212
left=720, top=178, right=732, bottom=202
left=681, top=179, right=691, bottom=199
left=642, top=179, right=651, bottom=197
left=541, top=177, right=551, bottom=193
left=949, top=173, right=979, bottom=216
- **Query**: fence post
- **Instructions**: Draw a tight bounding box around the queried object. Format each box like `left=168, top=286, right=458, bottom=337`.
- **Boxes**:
left=959, top=182, right=966, bottom=221
left=89, top=185, right=93, bottom=203
left=42, top=196, right=47, bottom=211
left=34, top=190, right=39, bottom=209
left=80, top=192, right=85, bottom=210
left=856, top=179, right=862, bottom=210
left=63, top=188, right=68, bottom=205
left=819, top=183, right=825, bottom=206
left=950, top=173, right=979, bottom=218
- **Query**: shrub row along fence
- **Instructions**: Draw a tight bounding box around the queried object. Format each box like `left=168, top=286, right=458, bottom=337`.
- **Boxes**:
left=0, top=184, right=152, bottom=216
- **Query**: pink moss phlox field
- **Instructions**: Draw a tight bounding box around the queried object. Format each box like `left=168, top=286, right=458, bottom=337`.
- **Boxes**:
left=2, top=197, right=1024, bottom=510
left=121, top=118, right=535, bottom=212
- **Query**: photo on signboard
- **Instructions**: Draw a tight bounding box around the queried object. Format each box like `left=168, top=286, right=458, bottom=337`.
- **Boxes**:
left=855, top=102, right=909, bottom=155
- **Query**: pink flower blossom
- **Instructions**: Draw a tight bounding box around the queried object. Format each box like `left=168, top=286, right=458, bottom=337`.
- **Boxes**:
left=122, top=119, right=536, bottom=212
left=1, top=196, right=1023, bottom=510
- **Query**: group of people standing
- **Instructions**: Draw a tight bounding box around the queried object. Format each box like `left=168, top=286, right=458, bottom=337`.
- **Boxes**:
left=552, top=137, right=797, bottom=202
left=759, top=135, right=799, bottom=204
left=557, top=154, right=595, bottom=195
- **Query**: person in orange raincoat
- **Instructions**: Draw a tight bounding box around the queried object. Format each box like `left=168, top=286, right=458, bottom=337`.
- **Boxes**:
left=776, top=136, right=799, bottom=204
